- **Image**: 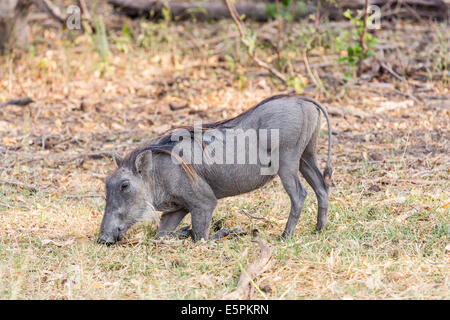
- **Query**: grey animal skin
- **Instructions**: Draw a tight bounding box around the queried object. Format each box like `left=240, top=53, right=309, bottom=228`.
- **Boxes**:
left=97, top=94, right=332, bottom=244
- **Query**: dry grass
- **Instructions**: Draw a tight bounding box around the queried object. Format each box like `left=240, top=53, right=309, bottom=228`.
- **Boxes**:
left=0, top=179, right=448, bottom=299
left=0, top=6, right=448, bottom=299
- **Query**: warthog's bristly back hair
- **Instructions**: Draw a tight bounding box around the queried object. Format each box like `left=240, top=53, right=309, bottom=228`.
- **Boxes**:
left=121, top=94, right=296, bottom=183
left=121, top=94, right=332, bottom=185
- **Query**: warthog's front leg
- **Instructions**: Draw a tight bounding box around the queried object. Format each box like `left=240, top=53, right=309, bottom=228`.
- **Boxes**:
left=184, top=181, right=218, bottom=241
left=190, top=203, right=216, bottom=241
left=156, top=209, right=188, bottom=238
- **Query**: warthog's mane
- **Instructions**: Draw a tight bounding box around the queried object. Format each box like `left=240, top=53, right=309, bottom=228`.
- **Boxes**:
left=122, top=94, right=295, bottom=181
left=153, top=93, right=294, bottom=146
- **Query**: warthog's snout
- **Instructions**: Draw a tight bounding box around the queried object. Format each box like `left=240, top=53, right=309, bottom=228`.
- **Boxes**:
left=97, top=232, right=117, bottom=245
left=97, top=226, right=125, bottom=245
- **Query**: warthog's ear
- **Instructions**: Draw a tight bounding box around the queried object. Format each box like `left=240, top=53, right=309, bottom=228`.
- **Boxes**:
left=135, top=150, right=153, bottom=175
left=112, top=152, right=123, bottom=168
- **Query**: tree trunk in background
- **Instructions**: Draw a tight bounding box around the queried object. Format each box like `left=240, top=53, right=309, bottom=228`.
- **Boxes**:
left=0, top=0, right=31, bottom=53
left=108, top=0, right=448, bottom=22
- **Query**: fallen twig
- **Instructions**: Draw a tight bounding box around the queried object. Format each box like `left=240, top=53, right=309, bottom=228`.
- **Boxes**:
left=275, top=0, right=283, bottom=63
left=303, top=50, right=330, bottom=98
left=66, top=193, right=104, bottom=199
left=239, top=209, right=270, bottom=222
left=0, top=178, right=39, bottom=193
left=326, top=105, right=370, bottom=119
left=357, top=0, right=369, bottom=77
left=374, top=99, right=414, bottom=114
left=392, top=88, right=422, bottom=105
left=0, top=97, right=34, bottom=108
left=61, top=151, right=116, bottom=164
left=41, top=238, right=75, bottom=247
left=223, top=237, right=274, bottom=300
left=252, top=56, right=287, bottom=83
left=223, top=0, right=287, bottom=83
left=77, top=0, right=92, bottom=21
left=34, top=0, right=67, bottom=24
left=380, top=62, right=406, bottom=82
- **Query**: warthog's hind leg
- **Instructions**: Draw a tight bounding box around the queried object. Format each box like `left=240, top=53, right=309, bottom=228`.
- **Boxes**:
left=300, top=147, right=329, bottom=231
left=279, top=153, right=308, bottom=239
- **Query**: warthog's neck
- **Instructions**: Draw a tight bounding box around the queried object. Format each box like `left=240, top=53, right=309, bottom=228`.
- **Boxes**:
left=145, top=176, right=170, bottom=211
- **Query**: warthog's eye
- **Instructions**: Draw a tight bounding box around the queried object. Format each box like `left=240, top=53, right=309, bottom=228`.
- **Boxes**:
left=120, top=181, right=130, bottom=191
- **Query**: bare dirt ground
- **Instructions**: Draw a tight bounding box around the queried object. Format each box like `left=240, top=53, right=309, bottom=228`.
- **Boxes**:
left=0, top=7, right=448, bottom=299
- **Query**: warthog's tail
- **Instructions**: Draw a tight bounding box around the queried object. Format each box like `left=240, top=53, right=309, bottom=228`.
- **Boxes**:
left=300, top=97, right=333, bottom=186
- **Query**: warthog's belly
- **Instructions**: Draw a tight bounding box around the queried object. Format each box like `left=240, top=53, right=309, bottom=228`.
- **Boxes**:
left=203, top=163, right=276, bottom=199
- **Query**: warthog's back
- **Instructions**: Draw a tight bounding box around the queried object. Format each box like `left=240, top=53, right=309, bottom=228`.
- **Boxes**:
left=196, top=96, right=321, bottom=199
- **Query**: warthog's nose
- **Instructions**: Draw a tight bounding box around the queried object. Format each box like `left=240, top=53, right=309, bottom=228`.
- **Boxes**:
left=97, top=232, right=117, bottom=245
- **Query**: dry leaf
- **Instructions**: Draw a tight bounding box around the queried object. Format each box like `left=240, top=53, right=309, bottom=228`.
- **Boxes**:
left=41, top=239, right=74, bottom=247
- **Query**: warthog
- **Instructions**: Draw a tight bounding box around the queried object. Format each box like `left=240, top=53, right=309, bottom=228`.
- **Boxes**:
left=97, top=94, right=332, bottom=244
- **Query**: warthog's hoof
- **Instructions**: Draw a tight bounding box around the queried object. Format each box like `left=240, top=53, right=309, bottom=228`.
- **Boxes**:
left=278, top=232, right=293, bottom=241
left=176, top=226, right=193, bottom=239
left=156, top=226, right=192, bottom=239
left=316, top=207, right=328, bottom=232
left=210, top=227, right=247, bottom=240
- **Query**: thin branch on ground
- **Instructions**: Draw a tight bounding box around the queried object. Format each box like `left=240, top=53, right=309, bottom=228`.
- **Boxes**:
left=77, top=0, right=92, bottom=21
left=0, top=97, right=34, bottom=108
left=223, top=0, right=287, bottom=83
left=0, top=178, right=39, bottom=193
left=357, top=0, right=369, bottom=77
left=239, top=209, right=269, bottom=222
left=33, top=0, right=67, bottom=24
left=303, top=50, right=329, bottom=98
left=223, top=237, right=274, bottom=300
left=275, top=0, right=283, bottom=64
left=65, top=193, right=104, bottom=199
left=380, top=62, right=407, bottom=82
left=315, top=0, right=321, bottom=27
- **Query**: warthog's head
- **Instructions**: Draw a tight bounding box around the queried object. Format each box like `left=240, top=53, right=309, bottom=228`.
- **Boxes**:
left=97, top=151, right=159, bottom=245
